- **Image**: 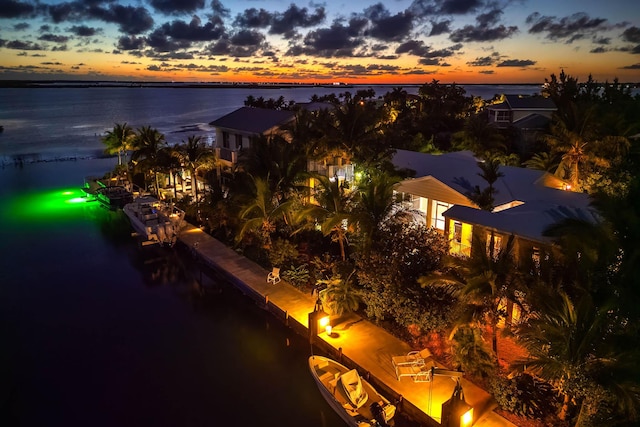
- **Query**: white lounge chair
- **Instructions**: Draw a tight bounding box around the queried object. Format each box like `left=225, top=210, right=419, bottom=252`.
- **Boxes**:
left=267, top=267, right=281, bottom=284
left=395, top=362, right=433, bottom=382
left=391, top=348, right=432, bottom=369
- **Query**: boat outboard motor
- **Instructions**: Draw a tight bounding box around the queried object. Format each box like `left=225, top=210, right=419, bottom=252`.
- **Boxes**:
left=370, top=402, right=389, bottom=427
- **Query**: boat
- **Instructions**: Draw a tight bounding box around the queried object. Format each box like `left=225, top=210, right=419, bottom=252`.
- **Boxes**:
left=81, top=176, right=133, bottom=210
left=309, top=355, right=396, bottom=427
left=123, top=196, right=186, bottom=247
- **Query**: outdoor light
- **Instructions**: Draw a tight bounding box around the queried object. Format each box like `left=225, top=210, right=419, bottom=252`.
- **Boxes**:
left=441, top=379, right=473, bottom=427
left=325, top=324, right=332, bottom=336
left=308, top=297, right=330, bottom=342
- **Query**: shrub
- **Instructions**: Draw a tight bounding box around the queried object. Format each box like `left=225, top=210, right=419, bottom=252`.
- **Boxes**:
left=490, top=373, right=559, bottom=420
left=281, top=264, right=310, bottom=290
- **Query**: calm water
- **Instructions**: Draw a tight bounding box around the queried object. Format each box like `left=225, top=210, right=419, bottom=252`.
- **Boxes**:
left=0, top=84, right=545, bottom=163
left=0, top=158, right=348, bottom=427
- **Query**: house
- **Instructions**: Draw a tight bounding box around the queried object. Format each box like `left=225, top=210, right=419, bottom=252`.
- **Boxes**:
left=209, top=104, right=355, bottom=184
left=486, top=95, right=557, bottom=155
left=392, top=149, right=596, bottom=261
left=209, top=106, right=296, bottom=172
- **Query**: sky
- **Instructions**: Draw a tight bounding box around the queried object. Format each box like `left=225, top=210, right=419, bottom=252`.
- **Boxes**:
left=0, top=0, right=639, bottom=84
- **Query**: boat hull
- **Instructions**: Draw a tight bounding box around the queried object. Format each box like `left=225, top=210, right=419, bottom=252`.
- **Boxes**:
left=308, top=355, right=395, bottom=427
left=123, top=196, right=185, bottom=247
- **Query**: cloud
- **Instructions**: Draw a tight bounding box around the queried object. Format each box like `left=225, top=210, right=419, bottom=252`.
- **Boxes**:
left=0, top=0, right=35, bottom=18
left=234, top=8, right=273, bottom=28
left=429, top=20, right=451, bottom=36
left=496, top=59, right=536, bottom=67
left=450, top=8, right=518, bottom=42
left=364, top=4, right=414, bottom=42
left=288, top=19, right=365, bottom=58
left=38, top=33, right=70, bottom=43
left=622, top=26, right=640, bottom=43
left=13, top=22, right=30, bottom=31
left=149, top=0, right=205, bottom=15
left=5, top=40, right=44, bottom=50
left=68, top=25, right=100, bottom=37
left=619, top=63, right=640, bottom=69
left=117, top=35, right=146, bottom=51
left=526, top=12, right=610, bottom=43
left=396, top=39, right=431, bottom=57
left=269, top=4, right=326, bottom=37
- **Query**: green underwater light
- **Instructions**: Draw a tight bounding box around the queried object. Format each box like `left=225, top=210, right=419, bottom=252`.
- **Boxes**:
left=2, top=186, right=99, bottom=225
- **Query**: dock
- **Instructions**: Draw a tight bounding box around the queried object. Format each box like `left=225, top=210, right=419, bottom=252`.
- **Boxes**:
left=177, top=224, right=517, bottom=427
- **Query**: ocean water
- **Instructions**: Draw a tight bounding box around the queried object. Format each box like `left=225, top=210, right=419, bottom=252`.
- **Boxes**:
left=0, top=84, right=544, bottom=163
left=0, top=158, right=349, bottom=427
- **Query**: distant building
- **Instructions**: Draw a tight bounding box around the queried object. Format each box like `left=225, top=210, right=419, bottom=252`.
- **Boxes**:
left=486, top=94, right=557, bottom=155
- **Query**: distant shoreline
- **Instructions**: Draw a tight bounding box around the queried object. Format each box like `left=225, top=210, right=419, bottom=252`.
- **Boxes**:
left=0, top=80, right=549, bottom=89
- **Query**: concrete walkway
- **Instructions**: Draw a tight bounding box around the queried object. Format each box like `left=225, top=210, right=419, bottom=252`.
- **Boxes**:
left=178, top=224, right=517, bottom=427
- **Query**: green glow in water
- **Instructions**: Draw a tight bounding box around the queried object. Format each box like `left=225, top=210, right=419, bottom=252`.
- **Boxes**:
left=2, top=187, right=99, bottom=225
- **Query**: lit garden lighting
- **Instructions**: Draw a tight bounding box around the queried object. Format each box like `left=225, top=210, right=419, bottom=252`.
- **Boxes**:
left=308, top=297, right=330, bottom=343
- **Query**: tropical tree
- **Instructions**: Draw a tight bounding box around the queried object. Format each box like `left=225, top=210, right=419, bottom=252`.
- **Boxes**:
left=130, top=126, right=166, bottom=195
left=236, top=174, right=292, bottom=250
left=102, top=122, right=135, bottom=166
left=318, top=272, right=360, bottom=317
left=295, top=173, right=355, bottom=261
left=173, top=135, right=217, bottom=201
left=512, top=286, right=640, bottom=426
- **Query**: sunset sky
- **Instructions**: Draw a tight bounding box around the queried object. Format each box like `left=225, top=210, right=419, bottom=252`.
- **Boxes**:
left=1, top=0, right=639, bottom=84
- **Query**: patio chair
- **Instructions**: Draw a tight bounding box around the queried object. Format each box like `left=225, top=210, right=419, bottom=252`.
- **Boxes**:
left=391, top=348, right=432, bottom=369
left=395, top=362, right=434, bottom=382
left=267, top=267, right=281, bottom=284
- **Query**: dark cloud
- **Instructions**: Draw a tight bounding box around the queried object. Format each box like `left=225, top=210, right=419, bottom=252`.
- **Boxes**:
left=590, top=47, right=608, bottom=53
left=438, top=0, right=483, bottom=15
left=5, top=40, right=44, bottom=50
left=68, top=25, right=99, bottom=37
left=230, top=29, right=265, bottom=47
left=0, top=0, right=35, bottom=18
left=205, top=38, right=261, bottom=57
left=622, top=26, right=640, bottom=43
left=592, top=36, right=610, bottom=45
left=395, top=39, right=431, bottom=57
left=418, top=58, right=440, bottom=65
left=38, top=33, right=70, bottom=43
left=97, top=4, right=155, bottom=35
left=478, top=69, right=494, bottom=74
left=620, top=63, right=640, bottom=69
left=364, top=3, right=414, bottom=42
left=526, top=12, right=609, bottom=42
left=149, top=0, right=205, bottom=15
left=450, top=23, right=517, bottom=42
left=149, top=15, right=225, bottom=43
left=429, top=20, right=451, bottom=36
left=270, top=4, right=325, bottom=37
left=467, top=55, right=494, bottom=66
left=13, top=22, right=30, bottom=31
left=496, top=59, right=535, bottom=67
left=117, top=35, right=145, bottom=51
left=450, top=8, right=517, bottom=42
left=210, top=1, right=230, bottom=18
left=234, top=8, right=272, bottom=28
left=288, top=20, right=364, bottom=58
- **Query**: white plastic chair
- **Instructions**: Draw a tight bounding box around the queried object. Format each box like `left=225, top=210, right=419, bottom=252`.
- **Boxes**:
left=267, top=268, right=281, bottom=284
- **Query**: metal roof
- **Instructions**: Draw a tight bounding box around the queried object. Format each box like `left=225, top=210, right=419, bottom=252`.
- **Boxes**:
left=209, top=107, right=296, bottom=135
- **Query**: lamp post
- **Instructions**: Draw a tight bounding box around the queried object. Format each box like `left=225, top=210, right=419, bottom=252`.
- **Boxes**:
left=441, top=379, right=473, bottom=427
left=308, top=297, right=330, bottom=343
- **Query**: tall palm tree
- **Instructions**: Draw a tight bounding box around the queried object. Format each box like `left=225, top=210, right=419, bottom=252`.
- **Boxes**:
left=102, top=122, right=135, bottom=166
left=131, top=126, right=166, bottom=195
left=236, top=175, right=292, bottom=249
left=173, top=135, right=217, bottom=201
left=295, top=173, right=355, bottom=261
left=512, top=286, right=640, bottom=425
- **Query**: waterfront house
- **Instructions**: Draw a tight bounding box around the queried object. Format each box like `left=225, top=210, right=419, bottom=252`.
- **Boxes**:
left=486, top=94, right=557, bottom=155
left=392, top=149, right=594, bottom=261
left=210, top=104, right=355, bottom=185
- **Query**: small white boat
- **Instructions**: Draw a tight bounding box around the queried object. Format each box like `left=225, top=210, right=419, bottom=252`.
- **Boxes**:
left=123, top=196, right=186, bottom=247
left=309, top=355, right=396, bottom=427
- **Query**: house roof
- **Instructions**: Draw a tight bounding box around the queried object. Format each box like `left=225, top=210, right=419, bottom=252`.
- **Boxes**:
left=487, top=95, right=556, bottom=111
left=392, top=149, right=595, bottom=242
left=209, top=106, right=295, bottom=134
left=444, top=196, right=597, bottom=243
left=392, top=150, right=568, bottom=207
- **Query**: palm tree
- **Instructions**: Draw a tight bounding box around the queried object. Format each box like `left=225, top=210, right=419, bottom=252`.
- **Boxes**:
left=173, top=135, right=217, bottom=201
left=102, top=122, right=135, bottom=166
left=295, top=173, right=355, bottom=261
left=512, top=286, right=640, bottom=425
left=130, top=126, right=166, bottom=195
left=236, top=175, right=292, bottom=249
